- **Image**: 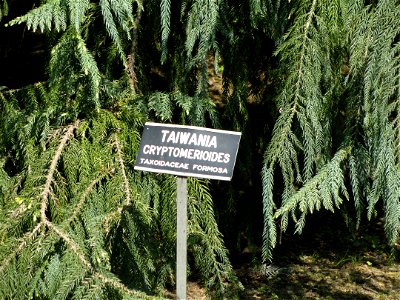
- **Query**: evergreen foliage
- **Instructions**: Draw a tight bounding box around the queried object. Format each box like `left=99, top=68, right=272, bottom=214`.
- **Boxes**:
left=0, top=93, right=238, bottom=298
left=0, top=0, right=238, bottom=298
left=261, top=0, right=400, bottom=262
left=2, top=0, right=400, bottom=297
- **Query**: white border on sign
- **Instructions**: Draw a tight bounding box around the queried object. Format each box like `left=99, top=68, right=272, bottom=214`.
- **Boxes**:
left=134, top=166, right=232, bottom=181
left=145, top=122, right=242, bottom=136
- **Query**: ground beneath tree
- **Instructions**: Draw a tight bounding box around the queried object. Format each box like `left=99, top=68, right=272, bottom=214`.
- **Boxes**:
left=234, top=250, right=400, bottom=299
left=166, top=219, right=400, bottom=299
left=181, top=249, right=400, bottom=299
left=174, top=252, right=400, bottom=299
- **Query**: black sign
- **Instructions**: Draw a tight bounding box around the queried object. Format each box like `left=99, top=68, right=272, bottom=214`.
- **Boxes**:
left=134, top=122, right=241, bottom=181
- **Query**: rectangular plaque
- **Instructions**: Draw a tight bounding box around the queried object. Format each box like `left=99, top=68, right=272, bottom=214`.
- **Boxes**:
left=134, top=122, right=241, bottom=181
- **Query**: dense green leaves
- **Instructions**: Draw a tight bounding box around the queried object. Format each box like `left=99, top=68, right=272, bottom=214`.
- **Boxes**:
left=2, top=0, right=400, bottom=297
left=0, top=0, right=237, bottom=298
left=260, top=0, right=400, bottom=262
left=0, top=105, right=236, bottom=298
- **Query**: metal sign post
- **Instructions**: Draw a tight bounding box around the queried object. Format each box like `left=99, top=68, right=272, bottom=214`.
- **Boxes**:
left=176, top=177, right=187, bottom=300
left=134, top=122, right=241, bottom=300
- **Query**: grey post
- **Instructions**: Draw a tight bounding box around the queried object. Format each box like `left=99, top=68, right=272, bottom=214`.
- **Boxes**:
left=176, top=177, right=187, bottom=300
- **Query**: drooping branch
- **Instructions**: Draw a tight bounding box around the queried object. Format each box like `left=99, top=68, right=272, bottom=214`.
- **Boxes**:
left=127, top=3, right=143, bottom=94
left=65, top=171, right=109, bottom=225
left=114, top=136, right=131, bottom=207
left=28, top=122, right=153, bottom=297
left=41, top=120, right=80, bottom=223
left=1, top=121, right=80, bottom=277
left=45, top=220, right=93, bottom=270
left=46, top=220, right=154, bottom=298
left=294, top=0, right=318, bottom=101
left=0, top=222, right=43, bottom=274
left=266, top=0, right=318, bottom=169
left=104, top=136, right=132, bottom=232
left=94, top=272, right=157, bottom=299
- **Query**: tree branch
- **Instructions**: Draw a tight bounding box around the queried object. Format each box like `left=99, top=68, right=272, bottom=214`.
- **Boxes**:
left=127, top=4, right=143, bottom=94
left=41, top=120, right=80, bottom=223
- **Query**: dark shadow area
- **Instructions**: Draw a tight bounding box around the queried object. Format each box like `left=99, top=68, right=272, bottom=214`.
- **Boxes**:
left=0, top=0, right=47, bottom=89
left=233, top=210, right=400, bottom=299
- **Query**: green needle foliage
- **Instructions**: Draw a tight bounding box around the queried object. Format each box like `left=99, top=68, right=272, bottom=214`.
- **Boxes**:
left=0, top=0, right=238, bottom=298
left=2, top=0, right=400, bottom=297
left=0, top=94, right=237, bottom=298
left=261, top=0, right=400, bottom=262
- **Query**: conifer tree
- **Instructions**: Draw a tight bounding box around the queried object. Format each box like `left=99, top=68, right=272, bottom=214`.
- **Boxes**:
left=258, top=0, right=400, bottom=262
left=1, top=0, right=400, bottom=298
left=0, top=0, right=239, bottom=298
